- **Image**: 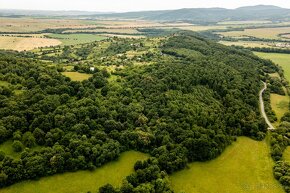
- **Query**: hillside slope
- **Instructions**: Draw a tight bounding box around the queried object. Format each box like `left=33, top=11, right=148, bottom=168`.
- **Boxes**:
left=95, top=5, right=290, bottom=23
left=0, top=32, right=281, bottom=192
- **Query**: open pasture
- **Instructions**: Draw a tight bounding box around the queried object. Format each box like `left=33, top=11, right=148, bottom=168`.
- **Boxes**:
left=170, top=137, right=284, bottom=193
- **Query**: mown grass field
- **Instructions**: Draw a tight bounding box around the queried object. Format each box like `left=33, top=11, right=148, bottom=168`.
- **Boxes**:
left=0, top=36, right=61, bottom=51
left=0, top=151, right=148, bottom=193
left=61, top=72, right=93, bottom=81
left=47, top=34, right=106, bottom=45
left=170, top=137, right=284, bottom=193
left=220, top=27, right=290, bottom=39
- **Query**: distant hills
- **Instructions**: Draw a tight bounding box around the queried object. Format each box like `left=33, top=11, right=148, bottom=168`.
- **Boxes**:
left=1, top=5, right=290, bottom=24
left=93, top=5, right=290, bottom=24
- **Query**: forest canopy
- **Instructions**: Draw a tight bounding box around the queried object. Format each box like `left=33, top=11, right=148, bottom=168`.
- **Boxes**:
left=0, top=32, right=280, bottom=192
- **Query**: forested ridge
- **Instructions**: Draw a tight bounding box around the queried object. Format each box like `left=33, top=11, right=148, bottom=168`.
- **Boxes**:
left=0, top=32, right=280, bottom=192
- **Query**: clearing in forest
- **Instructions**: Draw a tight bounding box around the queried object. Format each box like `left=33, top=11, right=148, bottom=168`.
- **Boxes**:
left=61, top=72, right=93, bottom=82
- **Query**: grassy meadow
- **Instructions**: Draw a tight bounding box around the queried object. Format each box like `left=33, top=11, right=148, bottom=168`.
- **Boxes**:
left=61, top=72, right=93, bottom=81
left=47, top=34, right=106, bottom=45
left=170, top=137, right=284, bottom=193
left=0, top=151, right=148, bottom=193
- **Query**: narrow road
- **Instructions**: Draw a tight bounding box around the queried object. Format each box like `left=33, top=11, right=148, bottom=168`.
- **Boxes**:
left=259, top=82, right=275, bottom=130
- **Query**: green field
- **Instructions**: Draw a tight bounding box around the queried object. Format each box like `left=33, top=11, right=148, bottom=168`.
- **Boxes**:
left=0, top=140, right=43, bottom=159
left=270, top=93, right=289, bottom=122
left=47, top=34, right=106, bottom=45
left=255, top=52, right=290, bottom=82
left=0, top=140, right=22, bottom=159
left=0, top=151, right=148, bottom=193
left=0, top=80, right=10, bottom=87
left=283, top=146, right=290, bottom=162
left=62, top=72, right=93, bottom=81
left=255, top=52, right=290, bottom=123
left=170, top=137, right=284, bottom=193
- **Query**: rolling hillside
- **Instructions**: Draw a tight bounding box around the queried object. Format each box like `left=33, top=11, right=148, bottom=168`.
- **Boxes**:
left=94, top=5, right=290, bottom=23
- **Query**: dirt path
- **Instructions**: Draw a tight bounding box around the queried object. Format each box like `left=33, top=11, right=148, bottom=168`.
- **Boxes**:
left=259, top=82, right=275, bottom=130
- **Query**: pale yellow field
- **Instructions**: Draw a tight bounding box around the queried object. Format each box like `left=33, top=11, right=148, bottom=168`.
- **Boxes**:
left=100, top=34, right=145, bottom=38
left=64, top=28, right=141, bottom=34
left=0, top=17, right=99, bottom=32
left=220, top=27, right=290, bottom=39
left=269, top=73, right=281, bottom=79
left=176, top=25, right=227, bottom=31
left=0, top=36, right=61, bottom=51
left=218, top=20, right=272, bottom=25
left=220, top=40, right=273, bottom=48
left=62, top=72, right=93, bottom=81
left=94, top=20, right=193, bottom=28
left=281, top=34, right=290, bottom=39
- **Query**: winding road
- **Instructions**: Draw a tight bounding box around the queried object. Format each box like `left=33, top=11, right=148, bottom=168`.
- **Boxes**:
left=259, top=82, right=275, bottom=130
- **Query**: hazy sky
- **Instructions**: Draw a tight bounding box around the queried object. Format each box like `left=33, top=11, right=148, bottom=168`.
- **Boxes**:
left=1, top=0, right=290, bottom=12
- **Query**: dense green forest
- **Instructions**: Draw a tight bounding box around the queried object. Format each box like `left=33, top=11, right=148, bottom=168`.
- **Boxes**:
left=0, top=32, right=282, bottom=192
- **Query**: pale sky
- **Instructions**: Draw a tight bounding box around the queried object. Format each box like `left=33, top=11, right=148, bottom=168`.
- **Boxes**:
left=1, top=0, right=290, bottom=12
